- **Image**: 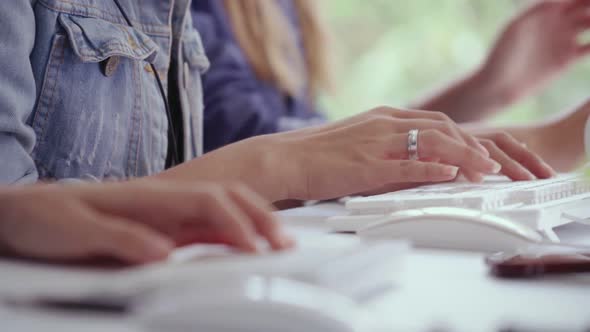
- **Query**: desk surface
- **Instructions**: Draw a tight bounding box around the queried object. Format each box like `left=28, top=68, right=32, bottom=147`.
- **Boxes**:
left=2, top=203, right=590, bottom=332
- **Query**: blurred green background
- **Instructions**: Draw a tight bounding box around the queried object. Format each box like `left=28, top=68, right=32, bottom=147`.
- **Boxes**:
left=320, top=0, right=590, bottom=124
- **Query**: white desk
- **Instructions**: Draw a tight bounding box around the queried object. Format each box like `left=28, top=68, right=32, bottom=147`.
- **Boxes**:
left=2, top=203, right=590, bottom=332
left=282, top=204, right=590, bottom=331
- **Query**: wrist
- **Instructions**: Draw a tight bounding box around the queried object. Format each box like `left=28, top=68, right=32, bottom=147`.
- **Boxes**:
left=158, top=134, right=295, bottom=203
left=250, top=134, right=293, bottom=202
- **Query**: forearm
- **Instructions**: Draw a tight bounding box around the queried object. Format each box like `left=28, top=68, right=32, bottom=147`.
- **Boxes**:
left=154, top=135, right=291, bottom=202
left=411, top=68, right=512, bottom=123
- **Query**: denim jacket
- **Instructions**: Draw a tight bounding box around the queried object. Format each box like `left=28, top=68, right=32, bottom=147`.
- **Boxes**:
left=0, top=0, right=209, bottom=184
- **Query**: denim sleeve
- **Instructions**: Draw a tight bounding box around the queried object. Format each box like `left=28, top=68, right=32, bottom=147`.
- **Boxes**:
left=0, top=0, right=39, bottom=184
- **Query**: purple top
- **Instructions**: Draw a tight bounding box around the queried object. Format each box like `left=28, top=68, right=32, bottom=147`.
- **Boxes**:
left=192, top=0, right=325, bottom=153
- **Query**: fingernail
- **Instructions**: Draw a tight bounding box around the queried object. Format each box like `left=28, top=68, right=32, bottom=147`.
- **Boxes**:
left=281, top=234, right=296, bottom=248
left=147, top=238, right=173, bottom=260
left=543, top=162, right=557, bottom=176
left=490, top=161, right=502, bottom=173
left=443, top=166, right=459, bottom=177
left=273, top=232, right=294, bottom=249
left=522, top=170, right=536, bottom=181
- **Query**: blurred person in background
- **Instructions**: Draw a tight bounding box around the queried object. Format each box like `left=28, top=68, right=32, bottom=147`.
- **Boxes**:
left=192, top=0, right=590, bottom=176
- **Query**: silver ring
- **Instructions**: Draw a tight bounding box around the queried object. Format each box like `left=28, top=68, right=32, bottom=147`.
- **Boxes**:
left=407, top=129, right=419, bottom=160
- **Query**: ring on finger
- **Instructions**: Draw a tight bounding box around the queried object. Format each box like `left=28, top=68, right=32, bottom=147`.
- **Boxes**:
left=407, top=129, right=420, bottom=161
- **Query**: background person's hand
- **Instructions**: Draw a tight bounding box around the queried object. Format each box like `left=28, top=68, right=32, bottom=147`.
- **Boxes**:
left=469, top=130, right=556, bottom=181
left=481, top=0, right=590, bottom=103
left=466, top=97, right=590, bottom=173
left=0, top=181, right=293, bottom=265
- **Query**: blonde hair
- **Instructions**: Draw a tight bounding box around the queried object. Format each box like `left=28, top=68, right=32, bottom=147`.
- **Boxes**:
left=223, top=0, right=331, bottom=99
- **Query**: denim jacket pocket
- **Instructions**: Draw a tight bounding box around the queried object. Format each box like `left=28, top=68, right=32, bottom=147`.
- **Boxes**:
left=59, top=14, right=159, bottom=63
left=31, top=13, right=165, bottom=180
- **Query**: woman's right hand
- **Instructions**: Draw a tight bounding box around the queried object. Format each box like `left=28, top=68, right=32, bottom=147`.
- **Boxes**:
left=166, top=106, right=501, bottom=202
left=0, top=181, right=293, bottom=265
left=275, top=107, right=501, bottom=200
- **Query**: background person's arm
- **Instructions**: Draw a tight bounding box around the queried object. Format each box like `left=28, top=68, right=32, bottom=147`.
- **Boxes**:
left=0, top=1, right=39, bottom=184
left=412, top=0, right=590, bottom=122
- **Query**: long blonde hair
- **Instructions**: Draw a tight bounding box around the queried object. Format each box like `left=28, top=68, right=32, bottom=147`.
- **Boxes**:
left=223, top=0, right=331, bottom=99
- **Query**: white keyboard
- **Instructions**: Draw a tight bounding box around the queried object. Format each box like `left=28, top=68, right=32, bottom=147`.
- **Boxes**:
left=331, top=174, right=590, bottom=239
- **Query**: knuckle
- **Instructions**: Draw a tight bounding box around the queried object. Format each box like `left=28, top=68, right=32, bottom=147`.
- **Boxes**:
left=367, top=116, right=395, bottom=133
left=421, top=129, right=443, bottom=146
left=493, top=131, right=511, bottom=142
left=479, top=139, right=496, bottom=148
left=201, top=188, right=226, bottom=210
left=442, top=123, right=458, bottom=137
left=432, top=111, right=451, bottom=121
left=227, top=182, right=247, bottom=194
left=368, top=106, right=392, bottom=116
left=465, top=148, right=483, bottom=163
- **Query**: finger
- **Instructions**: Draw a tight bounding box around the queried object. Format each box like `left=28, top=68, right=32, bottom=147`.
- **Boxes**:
left=395, top=119, right=489, bottom=157
left=367, top=107, right=489, bottom=156
left=420, top=130, right=501, bottom=173
left=480, top=139, right=536, bottom=181
left=460, top=169, right=485, bottom=183
left=491, top=134, right=556, bottom=179
left=375, top=160, right=459, bottom=184
left=226, top=185, right=295, bottom=250
left=198, top=191, right=261, bottom=253
left=88, top=214, right=174, bottom=264
left=388, top=130, right=501, bottom=174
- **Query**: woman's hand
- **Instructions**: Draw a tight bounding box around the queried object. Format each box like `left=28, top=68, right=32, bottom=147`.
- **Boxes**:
left=167, top=106, right=502, bottom=202
left=468, top=98, right=590, bottom=173
left=466, top=129, right=556, bottom=181
left=481, top=0, right=590, bottom=103
left=0, top=181, right=293, bottom=265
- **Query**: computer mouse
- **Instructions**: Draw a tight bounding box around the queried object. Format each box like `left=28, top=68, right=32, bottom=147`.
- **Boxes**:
left=357, top=207, right=544, bottom=252
left=137, top=275, right=367, bottom=332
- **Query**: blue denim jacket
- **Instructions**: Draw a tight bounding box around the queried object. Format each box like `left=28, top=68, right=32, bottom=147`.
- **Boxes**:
left=0, top=0, right=209, bottom=184
left=192, top=0, right=325, bottom=153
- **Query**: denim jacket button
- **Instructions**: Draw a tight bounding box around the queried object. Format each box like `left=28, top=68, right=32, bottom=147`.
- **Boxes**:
left=101, top=56, right=120, bottom=77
